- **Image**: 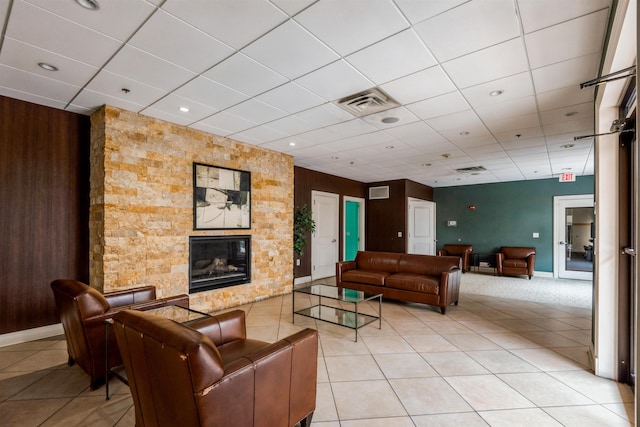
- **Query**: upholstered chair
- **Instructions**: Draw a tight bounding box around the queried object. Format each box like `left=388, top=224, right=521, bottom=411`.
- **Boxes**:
left=496, top=247, right=536, bottom=279
left=438, top=244, right=473, bottom=272
left=50, top=279, right=189, bottom=389
left=112, top=309, right=318, bottom=427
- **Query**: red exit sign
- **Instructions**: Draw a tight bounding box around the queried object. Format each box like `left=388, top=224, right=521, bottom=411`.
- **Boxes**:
left=559, top=173, right=576, bottom=182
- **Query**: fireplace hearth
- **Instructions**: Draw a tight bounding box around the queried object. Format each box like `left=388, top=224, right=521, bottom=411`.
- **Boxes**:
left=189, top=235, right=250, bottom=293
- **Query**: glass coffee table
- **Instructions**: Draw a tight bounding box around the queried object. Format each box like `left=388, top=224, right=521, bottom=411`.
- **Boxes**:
left=105, top=305, right=210, bottom=399
left=293, top=284, right=381, bottom=342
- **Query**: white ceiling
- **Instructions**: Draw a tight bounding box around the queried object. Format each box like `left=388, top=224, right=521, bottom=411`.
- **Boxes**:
left=0, top=0, right=613, bottom=187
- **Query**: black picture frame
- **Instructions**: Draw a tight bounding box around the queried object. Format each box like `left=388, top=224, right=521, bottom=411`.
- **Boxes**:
left=193, top=162, right=251, bottom=230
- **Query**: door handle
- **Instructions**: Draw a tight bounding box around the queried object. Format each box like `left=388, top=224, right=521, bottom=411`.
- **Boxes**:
left=623, top=247, right=636, bottom=256
left=559, top=241, right=566, bottom=245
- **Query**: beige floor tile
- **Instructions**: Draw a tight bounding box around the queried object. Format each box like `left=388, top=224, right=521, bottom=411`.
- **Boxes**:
left=40, top=394, right=133, bottom=427
left=325, top=355, right=384, bottom=382
left=458, top=320, right=511, bottom=333
left=517, top=331, right=582, bottom=348
left=509, top=348, right=587, bottom=371
left=310, top=422, right=340, bottom=427
left=478, top=408, right=563, bottom=426
left=602, top=402, right=635, bottom=421
left=420, top=352, right=490, bottom=376
left=373, top=353, right=438, bottom=379
left=441, top=333, right=502, bottom=351
left=339, top=416, right=415, bottom=426
left=543, top=405, right=633, bottom=426
left=0, top=340, right=61, bottom=352
left=525, top=317, right=580, bottom=330
left=556, top=317, right=593, bottom=329
left=0, top=370, right=52, bottom=401
left=361, top=335, right=414, bottom=354
left=316, top=356, right=329, bottom=383
left=403, top=334, right=459, bottom=352
left=10, top=368, right=89, bottom=400
left=445, top=375, right=535, bottom=411
left=389, top=321, right=438, bottom=336
left=332, top=380, right=407, bottom=420
left=313, top=382, right=338, bottom=422
left=0, top=398, right=71, bottom=427
left=491, top=318, right=547, bottom=332
left=412, top=411, right=490, bottom=426
left=551, top=346, right=592, bottom=368
left=0, top=351, right=38, bottom=371
left=246, top=326, right=279, bottom=342
left=4, top=349, right=69, bottom=372
left=389, top=377, right=473, bottom=415
left=548, top=370, right=635, bottom=403
left=497, top=372, right=595, bottom=406
left=480, top=331, right=542, bottom=349
left=421, top=320, right=474, bottom=334
left=319, top=336, right=370, bottom=356
left=466, top=350, right=540, bottom=374
left=554, top=329, right=592, bottom=345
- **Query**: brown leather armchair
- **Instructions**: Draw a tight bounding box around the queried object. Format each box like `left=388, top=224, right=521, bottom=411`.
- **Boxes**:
left=113, top=309, right=318, bottom=427
left=496, top=247, right=536, bottom=279
left=438, top=244, right=473, bottom=272
left=50, top=279, right=189, bottom=389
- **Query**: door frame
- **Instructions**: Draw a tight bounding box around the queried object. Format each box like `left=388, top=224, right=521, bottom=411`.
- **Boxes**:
left=553, top=194, right=595, bottom=279
left=343, top=196, right=365, bottom=260
left=407, top=197, right=436, bottom=255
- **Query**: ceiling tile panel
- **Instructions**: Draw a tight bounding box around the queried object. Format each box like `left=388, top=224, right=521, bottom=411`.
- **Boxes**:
left=197, top=111, right=258, bottom=135
left=531, top=53, right=600, bottom=94
left=231, top=125, right=288, bottom=145
left=225, top=99, right=288, bottom=125
left=407, top=91, right=470, bottom=120
left=7, top=1, right=121, bottom=67
left=203, top=53, right=288, bottom=97
left=461, top=72, right=534, bottom=109
left=84, top=69, right=166, bottom=107
left=346, top=29, right=436, bottom=85
left=517, top=0, right=612, bottom=33
left=0, top=81, right=68, bottom=110
left=361, top=106, right=421, bottom=129
left=395, top=0, right=468, bottom=24
left=536, top=85, right=595, bottom=111
left=325, top=119, right=379, bottom=139
left=381, top=66, right=456, bottom=104
left=171, top=76, right=248, bottom=111
left=443, top=39, right=528, bottom=88
left=105, top=45, right=196, bottom=92
left=128, top=10, right=234, bottom=74
left=146, top=93, right=218, bottom=123
left=295, top=60, right=374, bottom=102
left=242, top=20, right=339, bottom=80
left=414, top=0, right=520, bottom=62
left=295, top=0, right=410, bottom=56
left=162, top=0, right=287, bottom=50
left=269, top=0, right=317, bottom=16
left=0, top=64, right=79, bottom=104
left=72, top=87, right=147, bottom=113
left=525, top=9, right=609, bottom=69
left=256, top=82, right=326, bottom=114
left=493, top=127, right=544, bottom=144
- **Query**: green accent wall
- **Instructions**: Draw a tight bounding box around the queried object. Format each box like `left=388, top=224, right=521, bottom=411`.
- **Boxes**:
left=433, top=176, right=594, bottom=272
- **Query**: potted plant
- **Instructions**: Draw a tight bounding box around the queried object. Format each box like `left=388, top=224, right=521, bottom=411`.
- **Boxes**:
left=294, top=204, right=316, bottom=257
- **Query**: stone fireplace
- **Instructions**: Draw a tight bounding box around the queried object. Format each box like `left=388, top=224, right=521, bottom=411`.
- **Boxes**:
left=189, top=236, right=250, bottom=293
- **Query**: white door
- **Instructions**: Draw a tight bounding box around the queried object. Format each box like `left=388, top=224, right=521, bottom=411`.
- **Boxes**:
left=311, top=191, right=339, bottom=279
left=408, top=198, right=436, bottom=255
left=554, top=195, right=594, bottom=280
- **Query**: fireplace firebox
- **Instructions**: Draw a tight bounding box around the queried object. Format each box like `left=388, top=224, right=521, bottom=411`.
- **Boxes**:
left=189, top=235, right=250, bottom=293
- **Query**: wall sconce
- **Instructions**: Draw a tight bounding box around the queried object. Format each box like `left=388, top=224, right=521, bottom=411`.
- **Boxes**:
left=468, top=205, right=476, bottom=211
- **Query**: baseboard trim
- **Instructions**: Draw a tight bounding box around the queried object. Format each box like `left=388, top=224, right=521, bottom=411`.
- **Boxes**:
left=0, top=323, right=64, bottom=348
left=534, top=271, right=554, bottom=278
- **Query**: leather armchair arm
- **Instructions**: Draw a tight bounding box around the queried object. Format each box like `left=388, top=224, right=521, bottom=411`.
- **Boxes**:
left=437, top=249, right=446, bottom=256
left=336, top=260, right=356, bottom=284
left=527, top=254, right=536, bottom=276
left=496, top=253, right=504, bottom=274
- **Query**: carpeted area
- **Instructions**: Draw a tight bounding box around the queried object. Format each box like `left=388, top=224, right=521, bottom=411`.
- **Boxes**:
left=460, top=271, right=593, bottom=309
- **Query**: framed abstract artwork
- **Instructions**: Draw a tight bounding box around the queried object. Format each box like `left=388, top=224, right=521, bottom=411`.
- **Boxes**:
left=193, top=163, right=251, bottom=230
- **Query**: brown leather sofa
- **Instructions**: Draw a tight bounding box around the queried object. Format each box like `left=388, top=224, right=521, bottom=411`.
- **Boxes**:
left=496, top=246, right=536, bottom=279
left=438, top=244, right=473, bottom=272
left=336, top=251, right=462, bottom=314
left=113, top=309, right=318, bottom=427
left=50, top=279, right=189, bottom=389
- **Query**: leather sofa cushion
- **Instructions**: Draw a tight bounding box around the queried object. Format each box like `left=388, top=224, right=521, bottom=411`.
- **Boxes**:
left=385, top=273, right=439, bottom=295
left=503, top=259, right=528, bottom=268
left=342, top=270, right=388, bottom=286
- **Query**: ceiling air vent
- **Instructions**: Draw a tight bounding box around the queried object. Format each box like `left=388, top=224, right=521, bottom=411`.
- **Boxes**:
left=455, top=166, right=487, bottom=174
left=369, top=186, right=390, bottom=200
left=336, top=88, right=400, bottom=117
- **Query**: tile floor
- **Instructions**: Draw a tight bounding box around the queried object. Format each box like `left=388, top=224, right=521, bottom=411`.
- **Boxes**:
left=0, top=275, right=635, bottom=426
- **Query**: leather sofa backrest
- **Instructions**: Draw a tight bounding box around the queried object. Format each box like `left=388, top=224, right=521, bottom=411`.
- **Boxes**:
left=500, top=246, right=536, bottom=259
left=355, top=251, right=401, bottom=273
left=104, top=286, right=157, bottom=307
left=442, top=244, right=473, bottom=256
left=399, top=254, right=461, bottom=276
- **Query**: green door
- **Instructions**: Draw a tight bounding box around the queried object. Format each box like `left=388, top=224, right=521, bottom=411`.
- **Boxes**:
left=345, top=201, right=359, bottom=261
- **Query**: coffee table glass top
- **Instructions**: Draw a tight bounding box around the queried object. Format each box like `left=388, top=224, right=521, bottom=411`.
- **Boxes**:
left=294, top=284, right=380, bottom=303
left=145, top=305, right=210, bottom=323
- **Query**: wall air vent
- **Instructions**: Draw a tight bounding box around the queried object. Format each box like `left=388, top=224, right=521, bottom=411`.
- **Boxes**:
left=369, top=186, right=390, bottom=200
left=336, top=88, right=400, bottom=117
left=455, top=166, right=487, bottom=174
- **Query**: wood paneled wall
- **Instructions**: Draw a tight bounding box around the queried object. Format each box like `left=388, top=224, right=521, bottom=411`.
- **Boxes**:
left=0, top=96, right=90, bottom=334
left=293, top=167, right=366, bottom=278
left=366, top=179, right=433, bottom=253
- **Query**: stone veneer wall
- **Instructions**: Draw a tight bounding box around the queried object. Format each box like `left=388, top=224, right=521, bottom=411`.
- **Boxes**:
left=89, top=105, right=294, bottom=312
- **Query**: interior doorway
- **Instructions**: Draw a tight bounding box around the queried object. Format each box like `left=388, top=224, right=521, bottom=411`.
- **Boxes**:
left=554, top=195, right=595, bottom=280
left=343, top=196, right=365, bottom=261
left=311, top=191, right=339, bottom=279
left=407, top=198, right=436, bottom=255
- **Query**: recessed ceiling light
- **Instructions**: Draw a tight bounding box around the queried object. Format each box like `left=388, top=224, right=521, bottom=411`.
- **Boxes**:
left=179, top=106, right=190, bottom=113
left=75, top=0, right=100, bottom=10
left=561, top=144, right=574, bottom=149
left=441, top=153, right=451, bottom=158
left=385, top=145, right=394, bottom=149
left=381, top=116, right=399, bottom=124
left=38, top=62, right=58, bottom=71
left=421, top=163, right=432, bottom=167
left=459, top=131, right=469, bottom=136
left=565, top=111, right=578, bottom=117
left=289, top=142, right=296, bottom=146
left=489, top=90, right=504, bottom=97
left=331, top=156, right=339, bottom=160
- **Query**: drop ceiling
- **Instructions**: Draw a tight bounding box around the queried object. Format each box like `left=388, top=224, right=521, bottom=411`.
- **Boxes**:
left=0, top=0, right=613, bottom=187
